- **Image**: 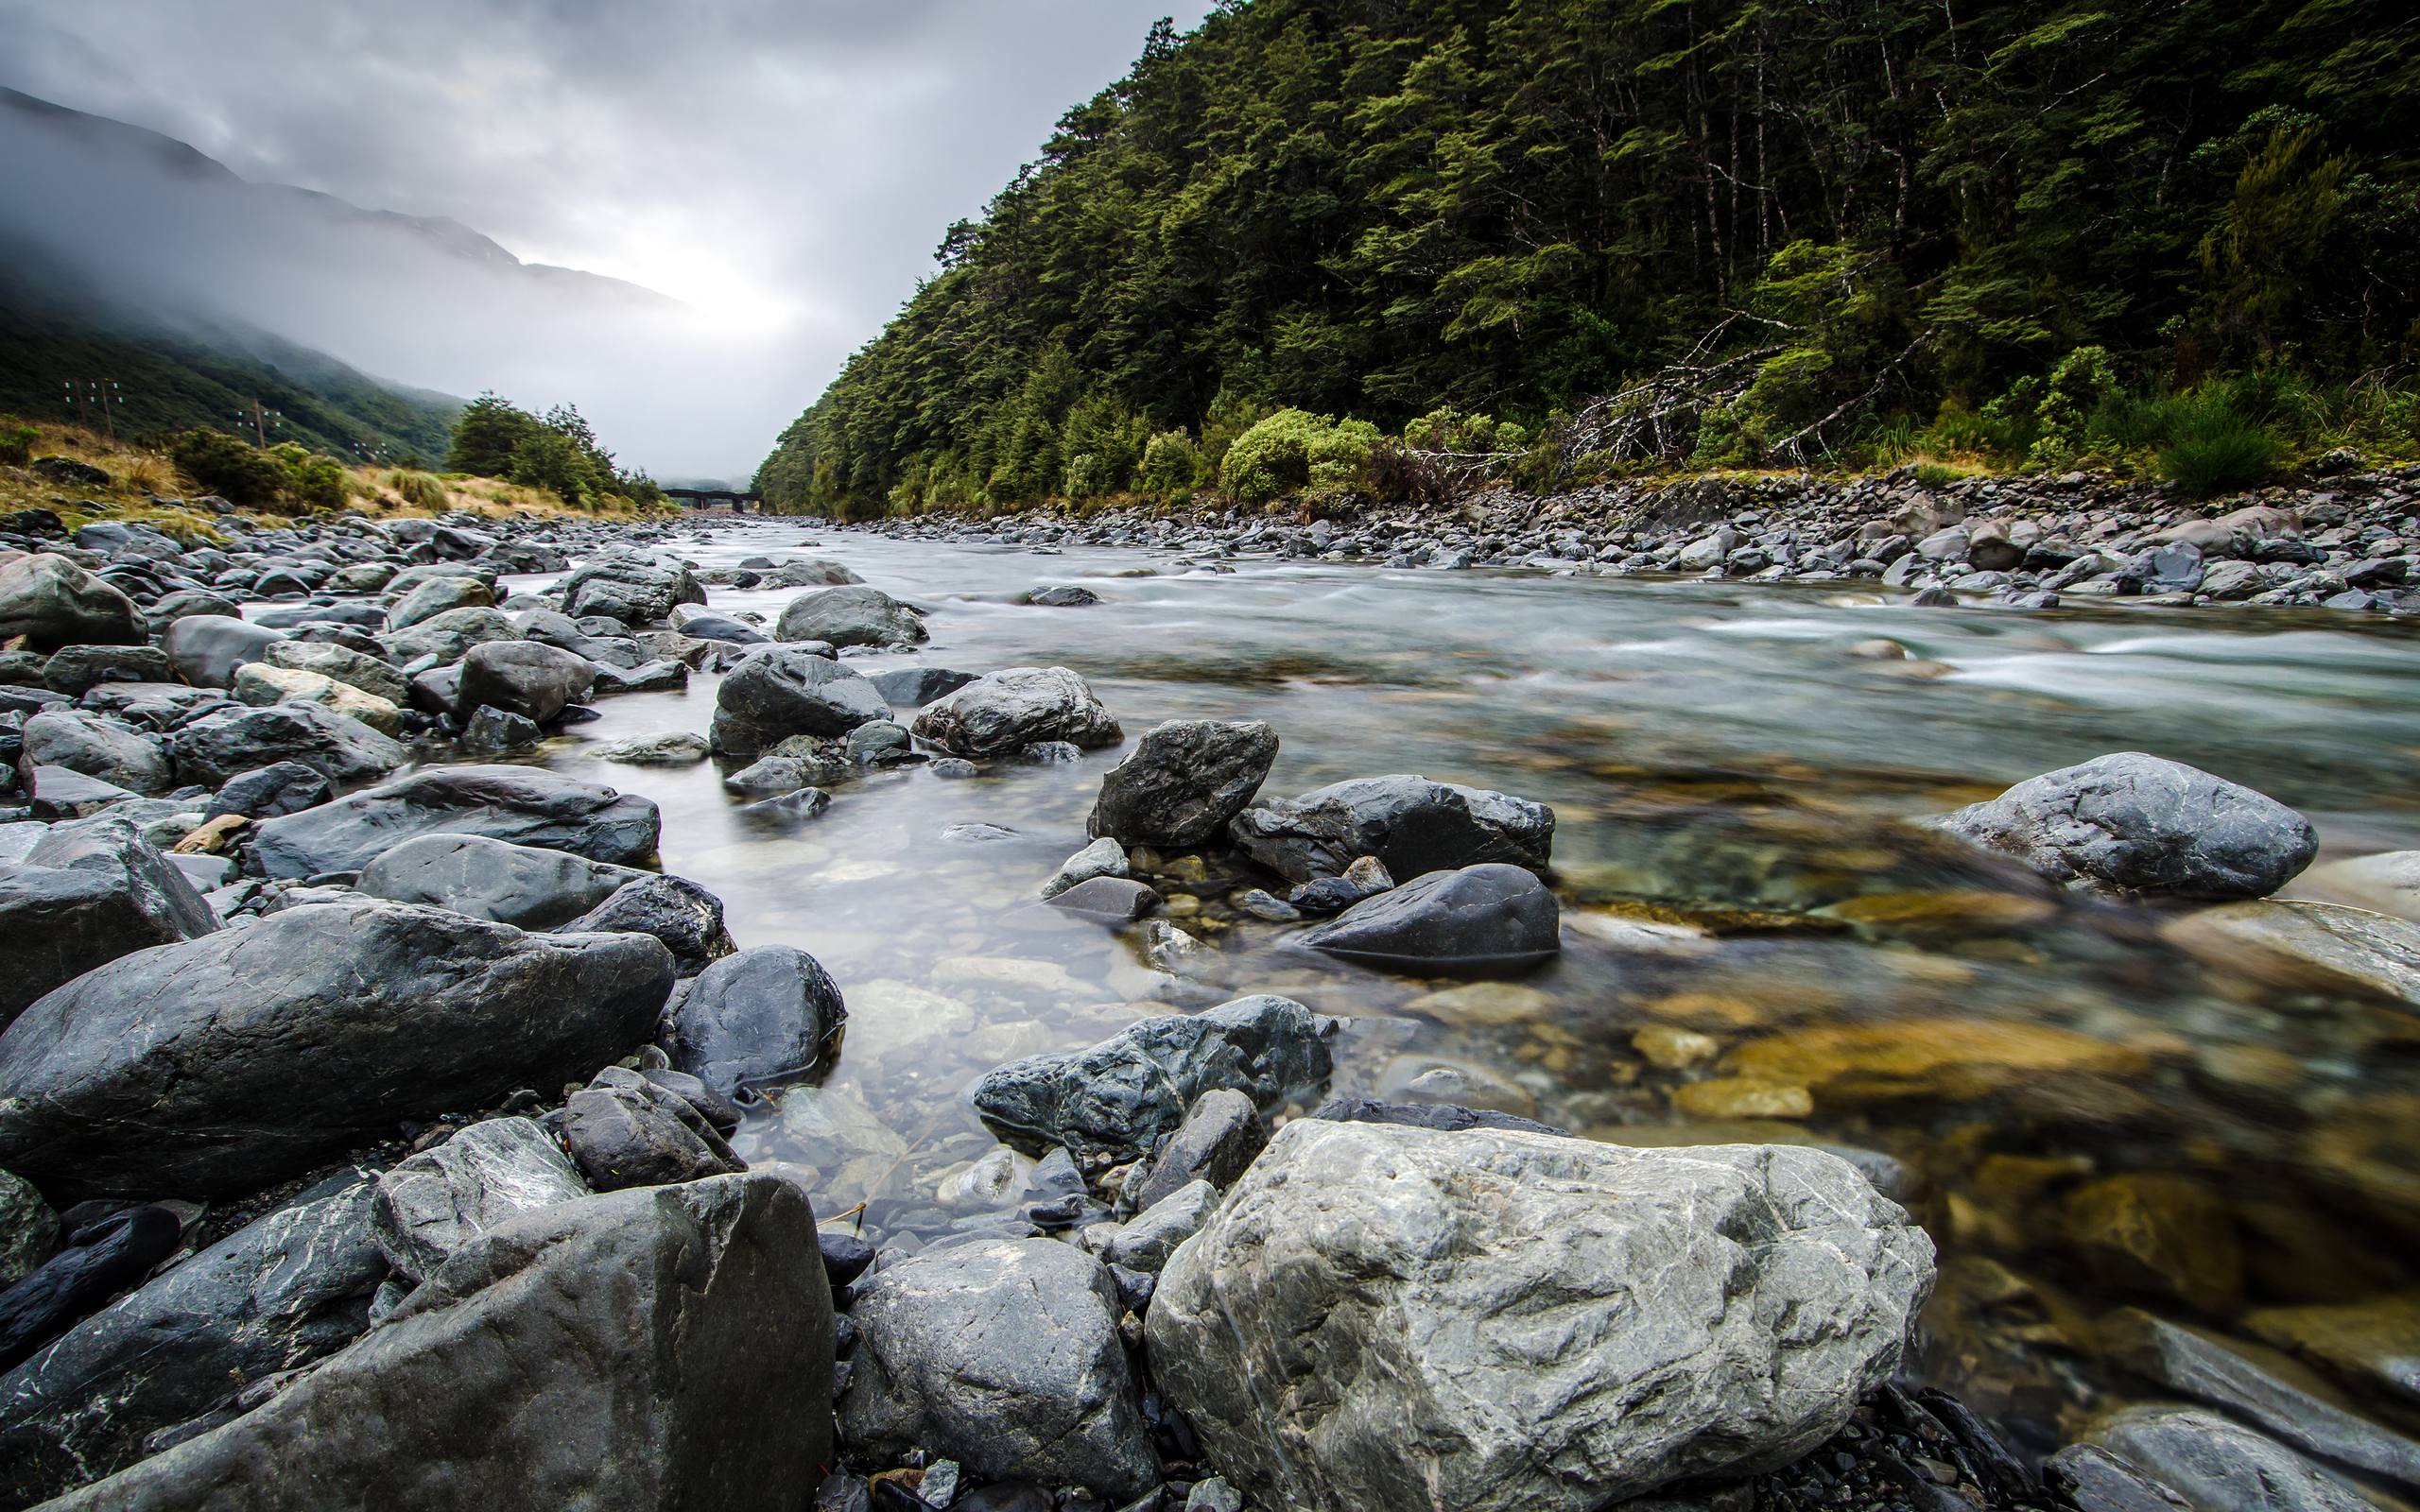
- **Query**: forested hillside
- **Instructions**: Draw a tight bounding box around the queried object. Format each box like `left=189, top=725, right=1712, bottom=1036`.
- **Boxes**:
left=759, top=0, right=2419, bottom=516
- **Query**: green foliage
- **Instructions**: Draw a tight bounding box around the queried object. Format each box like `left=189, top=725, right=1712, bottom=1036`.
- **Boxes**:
left=1136, top=430, right=1202, bottom=495
left=1403, top=409, right=1527, bottom=455
left=448, top=394, right=649, bottom=507
left=1219, top=409, right=1381, bottom=503
left=446, top=393, right=541, bottom=477
left=0, top=423, right=36, bottom=468
left=169, top=427, right=287, bottom=505
left=385, top=469, right=449, bottom=508
left=2156, top=387, right=2286, bottom=495
left=2028, top=347, right=2121, bottom=466
left=284, top=452, right=350, bottom=510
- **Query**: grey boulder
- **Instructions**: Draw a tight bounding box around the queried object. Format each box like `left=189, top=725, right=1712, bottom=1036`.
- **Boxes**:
left=870, top=666, right=977, bottom=707
left=355, top=832, right=646, bottom=929
left=1300, top=863, right=1560, bottom=975
left=1127, top=1089, right=1266, bottom=1212
left=0, top=558, right=141, bottom=652
left=562, top=1068, right=746, bottom=1191
left=838, top=1237, right=1155, bottom=1500
left=18, top=710, right=169, bottom=796
left=1148, top=1122, right=1934, bottom=1512
left=971, top=995, right=1333, bottom=1160
left=773, top=584, right=927, bottom=648
left=708, top=644, right=889, bottom=755
left=1939, top=751, right=2318, bottom=899
left=1229, top=774, right=1555, bottom=884
left=260, top=640, right=409, bottom=706
left=40, top=1171, right=832, bottom=1512
left=159, top=615, right=283, bottom=689
left=248, top=765, right=662, bottom=879
left=0, top=900, right=673, bottom=1200
left=0, top=816, right=216, bottom=1027
left=2089, top=1406, right=2371, bottom=1512
left=1087, top=718, right=1278, bottom=849
left=456, top=640, right=596, bottom=725
left=372, top=1116, right=589, bottom=1285
left=555, top=874, right=735, bottom=977
left=910, top=666, right=1121, bottom=758
left=169, top=701, right=408, bottom=790
left=666, top=945, right=847, bottom=1097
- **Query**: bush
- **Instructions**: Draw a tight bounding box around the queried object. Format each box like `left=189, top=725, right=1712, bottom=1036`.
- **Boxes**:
left=286, top=454, right=350, bottom=510
left=2027, top=346, right=2119, bottom=466
left=2156, top=386, right=2283, bottom=494
left=169, top=427, right=288, bottom=505
left=1136, top=430, right=1201, bottom=495
left=385, top=469, right=449, bottom=508
left=0, top=424, right=36, bottom=468
left=1219, top=409, right=1380, bottom=503
left=1402, top=408, right=1528, bottom=455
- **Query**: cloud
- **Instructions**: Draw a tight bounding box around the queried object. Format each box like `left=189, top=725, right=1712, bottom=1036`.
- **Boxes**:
left=0, top=0, right=1209, bottom=479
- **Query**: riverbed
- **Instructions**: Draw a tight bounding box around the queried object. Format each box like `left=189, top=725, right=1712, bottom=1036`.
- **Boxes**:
left=518, top=521, right=2420, bottom=1455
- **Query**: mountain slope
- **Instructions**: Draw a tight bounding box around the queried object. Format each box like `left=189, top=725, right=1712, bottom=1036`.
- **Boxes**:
left=757, top=0, right=2419, bottom=516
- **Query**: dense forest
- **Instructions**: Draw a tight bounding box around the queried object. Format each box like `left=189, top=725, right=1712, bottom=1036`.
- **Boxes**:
left=758, top=0, right=2420, bottom=516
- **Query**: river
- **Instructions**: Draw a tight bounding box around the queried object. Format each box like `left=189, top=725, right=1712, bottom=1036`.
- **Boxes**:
left=520, top=521, right=2420, bottom=1456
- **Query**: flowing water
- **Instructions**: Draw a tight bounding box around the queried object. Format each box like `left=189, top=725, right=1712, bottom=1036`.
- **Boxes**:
left=513, top=523, right=2420, bottom=1454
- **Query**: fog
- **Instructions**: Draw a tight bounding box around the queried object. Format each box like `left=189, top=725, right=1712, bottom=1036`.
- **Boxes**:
left=0, top=1, right=1211, bottom=481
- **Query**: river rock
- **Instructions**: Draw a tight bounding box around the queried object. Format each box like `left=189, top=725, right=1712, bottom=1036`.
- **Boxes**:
left=169, top=701, right=407, bottom=790
left=0, top=1209, right=182, bottom=1378
left=2061, top=1175, right=2241, bottom=1313
left=554, top=873, right=735, bottom=976
left=774, top=585, right=928, bottom=648
left=666, top=945, right=846, bottom=1097
left=562, top=1070, right=745, bottom=1191
left=1128, top=1089, right=1266, bottom=1212
left=229, top=663, right=403, bottom=734
left=1300, top=862, right=1560, bottom=974
left=1047, top=876, right=1159, bottom=922
left=1937, top=752, right=2317, bottom=899
left=1098, top=1179, right=1216, bottom=1274
left=1229, top=774, right=1555, bottom=884
left=1148, top=1122, right=1933, bottom=1512
left=560, top=555, right=703, bottom=627
left=380, top=605, right=517, bottom=665
left=259, top=640, right=409, bottom=706
left=385, top=574, right=493, bottom=629
left=372, top=1117, right=589, bottom=1284
left=2044, top=1444, right=2193, bottom=1512
left=0, top=558, right=140, bottom=652
left=0, top=816, right=216, bottom=1026
left=596, top=731, right=711, bottom=765
left=666, top=605, right=765, bottom=644
left=248, top=765, right=662, bottom=878
left=1721, top=1019, right=2151, bottom=1105
left=1086, top=718, right=1277, bottom=849
left=160, top=615, right=283, bottom=689
left=838, top=1237, right=1155, bottom=1500
left=456, top=640, right=596, bottom=725
left=203, top=761, right=331, bottom=821
left=0, top=1177, right=55, bottom=1292
left=458, top=705, right=544, bottom=752
left=355, top=832, right=648, bottom=929
left=1042, top=836, right=1129, bottom=899
left=910, top=666, right=1121, bottom=757
left=2089, top=1407, right=2370, bottom=1512
left=2164, top=900, right=2420, bottom=1007
left=18, top=710, right=169, bottom=795
left=37, top=1171, right=832, bottom=1512
left=0, top=1174, right=385, bottom=1504
left=971, top=995, right=1333, bottom=1160
left=709, top=644, right=890, bottom=755
left=871, top=666, right=978, bottom=707
left=41, top=646, right=169, bottom=696
left=0, top=900, right=673, bottom=1199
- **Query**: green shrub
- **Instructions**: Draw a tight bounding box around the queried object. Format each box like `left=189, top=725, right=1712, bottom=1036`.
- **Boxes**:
left=169, top=427, right=288, bottom=505
left=2027, top=346, right=2119, bottom=466
left=1219, top=409, right=1381, bottom=502
left=1061, top=451, right=1118, bottom=499
left=385, top=469, right=449, bottom=508
left=2156, top=386, right=2282, bottom=494
left=1136, top=430, right=1201, bottom=495
left=286, top=454, right=350, bottom=510
left=0, top=424, right=36, bottom=468
left=1402, top=408, right=1528, bottom=455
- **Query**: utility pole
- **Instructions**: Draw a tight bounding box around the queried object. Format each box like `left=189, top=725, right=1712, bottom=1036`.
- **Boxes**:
left=62, top=380, right=124, bottom=441
left=234, top=401, right=281, bottom=447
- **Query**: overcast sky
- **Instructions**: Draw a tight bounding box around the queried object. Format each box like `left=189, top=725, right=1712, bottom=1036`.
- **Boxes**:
left=0, top=0, right=1212, bottom=478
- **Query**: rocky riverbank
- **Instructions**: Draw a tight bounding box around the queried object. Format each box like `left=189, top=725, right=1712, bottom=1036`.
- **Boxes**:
left=0, top=502, right=2416, bottom=1510
left=843, top=463, right=2420, bottom=616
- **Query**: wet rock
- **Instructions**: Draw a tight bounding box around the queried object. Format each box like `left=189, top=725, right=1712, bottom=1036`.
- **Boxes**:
left=0, top=1177, right=56, bottom=1291
left=169, top=700, right=407, bottom=790
left=1300, top=863, right=1559, bottom=975
left=667, top=606, right=765, bottom=644
left=838, top=1237, right=1156, bottom=1500
left=774, top=584, right=929, bottom=648
left=1721, top=1019, right=2152, bottom=1105
left=667, top=945, right=847, bottom=1097
left=2295, top=850, right=2420, bottom=923
left=1937, top=752, right=2317, bottom=899
left=372, top=1117, right=589, bottom=1285
left=561, top=555, right=703, bottom=626
left=456, top=640, right=596, bottom=725
left=0, top=1175, right=385, bottom=1504
left=159, top=615, right=282, bottom=688
left=738, top=787, right=833, bottom=825
left=710, top=644, right=890, bottom=755
left=1147, top=1121, right=1933, bottom=1512
left=1048, top=876, right=1160, bottom=922
left=19, top=710, right=169, bottom=795
left=0, top=900, right=673, bottom=1200
left=2164, top=901, right=2420, bottom=1008
left=2061, top=1174, right=2242, bottom=1314
left=385, top=574, right=493, bottom=628
left=971, top=995, right=1333, bottom=1160
left=1311, top=1094, right=1567, bottom=1135
left=845, top=720, right=911, bottom=765
left=259, top=640, right=409, bottom=706
left=1099, top=1179, right=1216, bottom=1274
left=2089, top=1406, right=2370, bottom=1512
left=230, top=662, right=404, bottom=734
left=0, top=557, right=141, bottom=652
left=1087, top=719, right=1278, bottom=849
left=2043, top=1444, right=2193, bottom=1512
left=41, top=645, right=169, bottom=697
left=458, top=705, right=544, bottom=752
left=1026, top=585, right=1098, bottom=607
left=1230, top=774, right=1554, bottom=884
left=871, top=666, right=978, bottom=707
left=1043, top=835, right=1130, bottom=900
left=724, top=755, right=830, bottom=795
left=250, top=765, right=662, bottom=879
left=1129, top=1090, right=1266, bottom=1211
left=912, top=666, right=1122, bottom=757
left=554, top=873, right=735, bottom=977
left=0, top=1208, right=183, bottom=1377
left=596, top=730, right=712, bottom=766
left=0, top=816, right=217, bottom=1026
left=38, top=1171, right=832, bottom=1512
left=562, top=1071, right=746, bottom=1191
left=355, top=832, right=647, bottom=929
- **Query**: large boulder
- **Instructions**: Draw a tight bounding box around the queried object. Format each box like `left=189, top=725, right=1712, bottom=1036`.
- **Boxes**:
left=1148, top=1122, right=1934, bottom=1512
left=169, top=701, right=408, bottom=790
left=708, top=644, right=889, bottom=756
left=666, top=945, right=846, bottom=1097
left=971, top=996, right=1333, bottom=1160
left=910, top=666, right=1121, bottom=758
left=1229, top=774, right=1555, bottom=884
left=0, top=817, right=216, bottom=1027
left=0, top=1210, right=182, bottom=1379
left=456, top=640, right=596, bottom=725
left=2087, top=1407, right=2370, bottom=1512
left=773, top=585, right=927, bottom=648
left=39, top=1171, right=833, bottom=1512
left=0, top=1173, right=385, bottom=1505
left=160, top=615, right=283, bottom=689
left=838, top=1237, right=1155, bottom=1500
left=259, top=640, right=409, bottom=707
left=1300, top=863, right=1561, bottom=975
left=0, top=558, right=141, bottom=652
left=17, top=711, right=169, bottom=796
left=0, top=901, right=673, bottom=1200
left=1939, top=752, right=2318, bottom=899
left=355, top=832, right=648, bottom=929
left=248, top=765, right=662, bottom=879
left=561, top=556, right=703, bottom=627
left=384, top=574, right=493, bottom=629
left=555, top=874, right=735, bottom=977
left=1087, top=719, right=1278, bottom=849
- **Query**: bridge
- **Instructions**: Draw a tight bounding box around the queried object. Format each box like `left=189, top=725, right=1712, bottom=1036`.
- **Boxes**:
left=662, top=486, right=762, bottom=512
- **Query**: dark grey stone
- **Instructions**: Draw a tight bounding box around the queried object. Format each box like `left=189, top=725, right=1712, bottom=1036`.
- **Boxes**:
left=159, top=615, right=282, bottom=688
left=1310, top=1096, right=1566, bottom=1136
left=0, top=1208, right=182, bottom=1376
left=0, top=558, right=142, bottom=653
left=372, top=1117, right=588, bottom=1285
left=2091, top=1407, right=2371, bottom=1512
left=458, top=705, right=544, bottom=752
left=709, top=644, right=890, bottom=755
left=910, top=667, right=1121, bottom=757
left=870, top=666, right=978, bottom=707
left=562, top=1071, right=746, bottom=1191
left=456, top=640, right=596, bottom=725
left=1229, top=774, right=1554, bottom=884
left=1300, top=863, right=1561, bottom=975
left=168, top=701, right=407, bottom=789
left=1087, top=719, right=1277, bottom=850
left=2045, top=1445, right=2194, bottom=1512
left=554, top=873, right=735, bottom=977
left=202, top=762, right=331, bottom=821
left=0, top=816, right=216, bottom=1027
left=41, top=646, right=170, bottom=697
left=1048, top=876, right=1161, bottom=922
left=18, top=711, right=168, bottom=796
left=667, top=946, right=846, bottom=1098
left=1027, top=585, right=1098, bottom=607
left=737, top=787, right=833, bottom=825
left=1129, top=1089, right=1266, bottom=1212
left=774, top=585, right=928, bottom=648
left=248, top=765, right=662, bottom=879
left=355, top=832, right=646, bottom=929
